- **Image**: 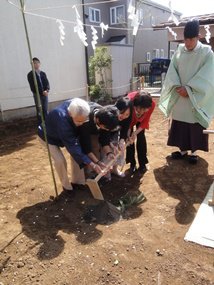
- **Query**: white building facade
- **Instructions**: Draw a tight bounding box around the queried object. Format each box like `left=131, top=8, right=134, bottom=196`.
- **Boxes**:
left=0, top=0, right=88, bottom=121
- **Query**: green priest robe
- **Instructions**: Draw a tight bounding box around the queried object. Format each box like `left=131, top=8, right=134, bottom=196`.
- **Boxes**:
left=159, top=41, right=214, bottom=128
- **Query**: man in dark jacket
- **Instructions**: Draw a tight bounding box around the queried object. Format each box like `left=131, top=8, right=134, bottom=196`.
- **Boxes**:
left=38, top=98, right=103, bottom=193
left=27, top=57, right=50, bottom=125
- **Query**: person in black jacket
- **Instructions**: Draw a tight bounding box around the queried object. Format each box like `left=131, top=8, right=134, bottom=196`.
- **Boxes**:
left=90, top=101, right=131, bottom=178
left=27, top=57, right=50, bottom=125
left=78, top=103, right=120, bottom=156
left=74, top=103, right=121, bottom=182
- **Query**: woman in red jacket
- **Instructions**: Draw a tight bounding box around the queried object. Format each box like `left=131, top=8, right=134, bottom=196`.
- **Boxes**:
left=126, top=91, right=155, bottom=173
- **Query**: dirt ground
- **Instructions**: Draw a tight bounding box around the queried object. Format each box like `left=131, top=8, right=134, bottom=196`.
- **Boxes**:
left=0, top=98, right=214, bottom=285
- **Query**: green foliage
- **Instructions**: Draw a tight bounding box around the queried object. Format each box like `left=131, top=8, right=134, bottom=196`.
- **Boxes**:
left=89, top=84, right=101, bottom=101
left=89, top=60, right=95, bottom=86
left=88, top=47, right=112, bottom=102
left=89, top=47, right=112, bottom=75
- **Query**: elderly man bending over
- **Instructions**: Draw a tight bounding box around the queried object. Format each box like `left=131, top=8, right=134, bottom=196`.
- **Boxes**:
left=38, top=98, right=103, bottom=194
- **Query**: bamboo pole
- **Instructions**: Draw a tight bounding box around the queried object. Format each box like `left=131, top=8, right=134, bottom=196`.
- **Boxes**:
left=86, top=84, right=89, bottom=102
left=131, top=35, right=136, bottom=91
left=19, top=0, right=58, bottom=197
left=130, top=0, right=143, bottom=91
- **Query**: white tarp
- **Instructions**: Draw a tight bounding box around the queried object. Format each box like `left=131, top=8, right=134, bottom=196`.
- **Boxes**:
left=184, top=182, right=214, bottom=248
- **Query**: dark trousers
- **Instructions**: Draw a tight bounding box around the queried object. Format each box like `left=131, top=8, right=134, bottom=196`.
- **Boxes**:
left=126, top=128, right=148, bottom=168
left=33, top=93, right=48, bottom=125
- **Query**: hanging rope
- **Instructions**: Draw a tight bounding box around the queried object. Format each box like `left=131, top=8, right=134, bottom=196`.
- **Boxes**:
left=6, top=0, right=20, bottom=9
left=24, top=10, right=167, bottom=32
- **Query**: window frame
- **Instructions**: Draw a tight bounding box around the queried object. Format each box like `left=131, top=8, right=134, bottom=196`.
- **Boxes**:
left=160, top=49, right=164, bottom=58
left=89, top=7, right=101, bottom=23
left=170, top=49, right=175, bottom=59
left=110, top=5, right=125, bottom=25
left=146, top=52, right=151, bottom=62
left=153, top=49, right=160, bottom=58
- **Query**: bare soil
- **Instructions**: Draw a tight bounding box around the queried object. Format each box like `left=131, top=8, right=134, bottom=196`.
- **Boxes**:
left=0, top=99, right=214, bottom=285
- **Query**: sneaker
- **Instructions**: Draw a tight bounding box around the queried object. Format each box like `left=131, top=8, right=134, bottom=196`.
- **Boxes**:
left=188, top=155, right=198, bottom=164
left=171, top=151, right=187, bottom=159
left=112, top=168, right=126, bottom=177
left=130, top=164, right=137, bottom=174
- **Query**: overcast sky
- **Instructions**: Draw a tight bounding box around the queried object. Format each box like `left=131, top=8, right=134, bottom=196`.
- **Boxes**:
left=154, top=0, right=213, bottom=17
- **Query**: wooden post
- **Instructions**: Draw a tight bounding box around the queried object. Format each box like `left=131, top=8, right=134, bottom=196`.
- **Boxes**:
left=86, top=84, right=89, bottom=102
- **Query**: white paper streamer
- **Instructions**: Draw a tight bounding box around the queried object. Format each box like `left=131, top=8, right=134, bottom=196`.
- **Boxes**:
left=168, top=1, right=179, bottom=26
left=131, top=9, right=142, bottom=36
left=73, top=5, right=80, bottom=18
left=91, top=26, right=98, bottom=50
left=128, top=1, right=143, bottom=36
left=166, top=26, right=177, bottom=40
left=204, top=25, right=211, bottom=43
left=128, top=0, right=135, bottom=20
left=100, top=22, right=108, bottom=38
left=56, top=19, right=65, bottom=46
left=73, top=5, right=88, bottom=46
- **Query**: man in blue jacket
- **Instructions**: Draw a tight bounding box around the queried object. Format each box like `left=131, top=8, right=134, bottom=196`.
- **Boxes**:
left=38, top=98, right=103, bottom=193
left=27, top=57, right=50, bottom=125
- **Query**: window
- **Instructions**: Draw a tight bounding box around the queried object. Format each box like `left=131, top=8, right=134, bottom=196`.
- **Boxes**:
left=150, top=15, right=155, bottom=26
left=153, top=49, right=160, bottom=58
left=89, top=7, right=101, bottom=23
left=138, top=8, right=144, bottom=25
left=160, top=49, right=164, bottom=58
left=146, top=52, right=151, bottom=62
left=110, top=5, right=125, bottom=25
left=170, top=49, right=175, bottom=59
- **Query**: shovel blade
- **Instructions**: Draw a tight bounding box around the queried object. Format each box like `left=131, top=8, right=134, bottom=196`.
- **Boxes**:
left=86, top=179, right=104, bottom=200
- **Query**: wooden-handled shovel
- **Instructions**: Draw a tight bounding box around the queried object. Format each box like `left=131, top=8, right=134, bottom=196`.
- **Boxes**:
left=86, top=152, right=122, bottom=200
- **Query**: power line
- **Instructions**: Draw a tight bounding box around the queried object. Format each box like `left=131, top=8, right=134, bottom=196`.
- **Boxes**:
left=25, top=0, right=120, bottom=12
left=24, top=10, right=166, bottom=32
left=6, top=0, right=20, bottom=9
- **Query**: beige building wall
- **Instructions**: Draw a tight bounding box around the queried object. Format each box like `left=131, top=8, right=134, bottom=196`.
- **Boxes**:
left=96, top=44, right=132, bottom=98
left=0, top=0, right=87, bottom=121
left=133, top=2, right=180, bottom=64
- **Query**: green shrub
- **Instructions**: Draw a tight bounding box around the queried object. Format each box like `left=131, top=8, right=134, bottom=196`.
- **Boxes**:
left=89, top=84, right=101, bottom=102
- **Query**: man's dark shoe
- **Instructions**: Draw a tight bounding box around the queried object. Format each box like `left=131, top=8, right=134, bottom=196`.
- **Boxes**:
left=138, top=165, right=147, bottom=173
left=171, top=151, right=187, bottom=159
left=188, top=155, right=198, bottom=164
left=62, top=188, right=76, bottom=196
left=71, top=183, right=86, bottom=191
